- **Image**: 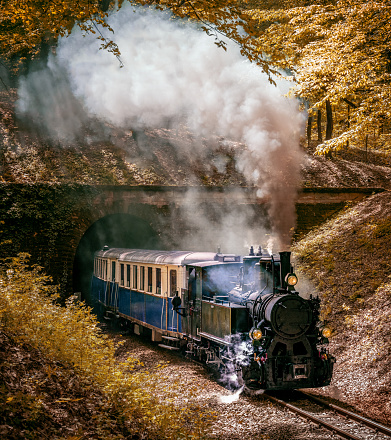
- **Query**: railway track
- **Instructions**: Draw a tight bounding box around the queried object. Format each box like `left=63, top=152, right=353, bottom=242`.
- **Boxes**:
left=264, top=390, right=391, bottom=440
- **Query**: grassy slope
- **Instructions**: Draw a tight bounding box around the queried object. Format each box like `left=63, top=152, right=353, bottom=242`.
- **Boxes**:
left=0, top=90, right=246, bottom=186
left=0, top=331, right=134, bottom=440
left=293, top=191, right=391, bottom=425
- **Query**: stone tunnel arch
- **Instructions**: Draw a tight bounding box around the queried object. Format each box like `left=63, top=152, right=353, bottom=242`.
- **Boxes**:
left=0, top=184, right=379, bottom=301
left=73, top=213, right=162, bottom=303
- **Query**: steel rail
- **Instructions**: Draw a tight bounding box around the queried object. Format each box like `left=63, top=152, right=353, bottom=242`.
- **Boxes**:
left=297, top=390, right=391, bottom=438
left=264, top=393, right=363, bottom=440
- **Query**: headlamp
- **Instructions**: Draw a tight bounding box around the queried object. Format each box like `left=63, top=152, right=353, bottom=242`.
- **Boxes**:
left=285, top=273, right=298, bottom=286
left=249, top=328, right=263, bottom=340
left=322, top=327, right=332, bottom=338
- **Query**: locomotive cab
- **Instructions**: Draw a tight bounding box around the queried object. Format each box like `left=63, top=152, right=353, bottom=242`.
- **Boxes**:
left=242, top=251, right=295, bottom=296
left=257, top=257, right=281, bottom=294
left=182, top=259, right=244, bottom=342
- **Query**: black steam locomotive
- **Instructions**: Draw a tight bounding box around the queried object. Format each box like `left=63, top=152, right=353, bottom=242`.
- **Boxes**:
left=91, top=246, right=334, bottom=390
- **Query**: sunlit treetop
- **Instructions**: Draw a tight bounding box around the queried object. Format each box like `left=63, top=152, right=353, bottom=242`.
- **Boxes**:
left=0, top=0, right=125, bottom=67
left=238, top=0, right=391, bottom=152
left=1, top=0, right=390, bottom=154
left=138, top=0, right=391, bottom=153
left=0, top=0, right=277, bottom=78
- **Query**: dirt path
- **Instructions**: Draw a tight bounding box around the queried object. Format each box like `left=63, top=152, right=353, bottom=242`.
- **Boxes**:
left=113, top=330, right=336, bottom=440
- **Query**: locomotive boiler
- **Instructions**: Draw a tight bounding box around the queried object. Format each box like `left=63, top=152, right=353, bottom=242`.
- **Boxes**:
left=91, top=246, right=334, bottom=391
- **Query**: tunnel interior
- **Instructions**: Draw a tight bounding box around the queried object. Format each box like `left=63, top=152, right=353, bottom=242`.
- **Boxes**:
left=73, top=213, right=162, bottom=303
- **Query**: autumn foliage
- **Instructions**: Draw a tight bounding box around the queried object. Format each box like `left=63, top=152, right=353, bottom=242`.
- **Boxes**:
left=0, top=0, right=123, bottom=64
left=143, top=0, right=391, bottom=154
left=0, top=0, right=390, bottom=155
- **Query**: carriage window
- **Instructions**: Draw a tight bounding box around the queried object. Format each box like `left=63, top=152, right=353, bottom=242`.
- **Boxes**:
left=147, top=267, right=153, bottom=292
left=140, top=266, right=145, bottom=290
left=111, top=261, right=116, bottom=281
left=133, top=265, right=138, bottom=289
left=188, top=267, right=197, bottom=301
left=126, top=265, right=130, bottom=287
left=259, top=262, right=270, bottom=289
left=105, top=260, right=107, bottom=280
left=156, top=268, right=161, bottom=294
left=170, top=270, right=177, bottom=297
left=120, top=264, right=124, bottom=286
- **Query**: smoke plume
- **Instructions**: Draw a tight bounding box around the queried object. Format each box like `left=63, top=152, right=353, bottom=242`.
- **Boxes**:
left=17, top=3, right=304, bottom=250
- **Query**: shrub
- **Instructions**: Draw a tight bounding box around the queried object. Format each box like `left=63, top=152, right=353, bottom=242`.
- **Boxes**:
left=0, top=253, right=211, bottom=439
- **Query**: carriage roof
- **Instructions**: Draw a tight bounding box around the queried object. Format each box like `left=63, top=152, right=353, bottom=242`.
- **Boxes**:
left=94, top=248, right=223, bottom=266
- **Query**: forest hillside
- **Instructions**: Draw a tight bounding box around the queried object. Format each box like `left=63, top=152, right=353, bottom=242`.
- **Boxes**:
left=2, top=63, right=391, bottom=438
left=293, top=190, right=391, bottom=425
left=1, top=0, right=391, bottom=436
left=2, top=89, right=391, bottom=187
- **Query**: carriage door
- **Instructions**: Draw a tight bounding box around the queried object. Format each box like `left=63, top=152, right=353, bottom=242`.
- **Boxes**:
left=188, top=266, right=202, bottom=340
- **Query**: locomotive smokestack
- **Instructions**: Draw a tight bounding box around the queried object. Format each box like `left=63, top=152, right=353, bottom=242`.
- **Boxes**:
left=279, top=251, right=291, bottom=288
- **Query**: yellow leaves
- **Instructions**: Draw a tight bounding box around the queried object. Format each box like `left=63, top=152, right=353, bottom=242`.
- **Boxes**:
left=55, top=397, right=84, bottom=403
left=0, top=253, right=213, bottom=438
left=0, top=0, right=121, bottom=66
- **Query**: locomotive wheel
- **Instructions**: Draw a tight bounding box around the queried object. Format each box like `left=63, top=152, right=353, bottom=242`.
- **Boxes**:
left=242, top=360, right=264, bottom=391
left=218, top=347, right=244, bottom=390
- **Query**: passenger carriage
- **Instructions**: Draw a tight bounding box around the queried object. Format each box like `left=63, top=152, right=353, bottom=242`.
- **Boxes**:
left=91, top=247, right=241, bottom=345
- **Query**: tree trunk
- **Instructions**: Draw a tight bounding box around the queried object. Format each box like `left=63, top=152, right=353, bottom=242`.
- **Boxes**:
left=100, top=0, right=112, bottom=11
left=365, top=134, right=368, bottom=162
left=346, top=105, right=350, bottom=148
left=317, top=109, right=322, bottom=142
left=307, top=115, right=312, bottom=148
left=325, top=100, right=333, bottom=159
left=325, top=99, right=333, bottom=140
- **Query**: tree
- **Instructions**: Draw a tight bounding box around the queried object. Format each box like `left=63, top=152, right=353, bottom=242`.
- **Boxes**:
left=0, top=0, right=124, bottom=69
left=244, top=0, right=391, bottom=154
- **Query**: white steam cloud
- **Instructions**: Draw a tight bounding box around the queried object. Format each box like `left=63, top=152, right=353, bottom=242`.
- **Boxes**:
left=17, top=3, right=305, bottom=249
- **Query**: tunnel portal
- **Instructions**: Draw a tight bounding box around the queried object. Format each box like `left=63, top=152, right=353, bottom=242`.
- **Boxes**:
left=73, top=213, right=161, bottom=302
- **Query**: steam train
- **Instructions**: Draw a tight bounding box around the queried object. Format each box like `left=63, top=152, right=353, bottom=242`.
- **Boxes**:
left=91, top=246, right=334, bottom=390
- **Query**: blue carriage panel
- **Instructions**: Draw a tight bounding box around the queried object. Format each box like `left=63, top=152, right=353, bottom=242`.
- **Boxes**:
left=90, top=276, right=100, bottom=302
left=106, top=282, right=119, bottom=308
left=102, top=281, right=108, bottom=305
left=167, top=304, right=181, bottom=332
left=105, top=282, right=111, bottom=307
left=131, top=290, right=146, bottom=322
left=145, top=295, right=165, bottom=329
left=118, top=287, right=131, bottom=317
left=91, top=277, right=107, bottom=305
left=100, top=279, right=107, bottom=304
